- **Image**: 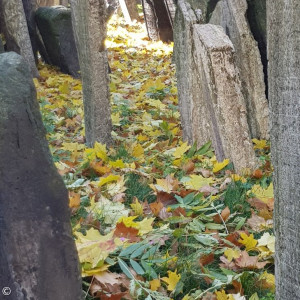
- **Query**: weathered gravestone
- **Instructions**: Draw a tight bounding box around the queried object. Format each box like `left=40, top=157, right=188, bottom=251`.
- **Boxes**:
left=210, top=0, right=269, bottom=139
left=192, top=24, right=257, bottom=172
left=174, top=0, right=202, bottom=143
left=35, top=6, right=80, bottom=77
left=0, top=52, right=81, bottom=299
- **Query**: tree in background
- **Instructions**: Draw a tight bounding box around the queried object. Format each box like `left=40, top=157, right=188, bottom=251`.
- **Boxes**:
left=71, top=0, right=113, bottom=147
left=267, top=0, right=300, bottom=298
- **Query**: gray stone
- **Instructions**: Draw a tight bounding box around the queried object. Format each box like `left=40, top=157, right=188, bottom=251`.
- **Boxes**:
left=191, top=24, right=256, bottom=172
left=210, top=0, right=269, bottom=139
left=185, top=0, right=219, bottom=22
left=0, top=52, right=81, bottom=299
left=174, top=0, right=202, bottom=143
left=35, top=6, right=80, bottom=78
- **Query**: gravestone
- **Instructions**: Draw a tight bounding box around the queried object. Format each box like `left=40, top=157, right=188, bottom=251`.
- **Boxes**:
left=174, top=0, right=202, bottom=143
left=0, top=52, right=81, bottom=299
left=192, top=24, right=257, bottom=172
left=210, top=0, right=269, bottom=139
left=35, top=6, right=80, bottom=77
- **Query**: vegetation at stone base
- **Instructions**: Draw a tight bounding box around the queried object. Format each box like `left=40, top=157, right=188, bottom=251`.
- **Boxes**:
left=34, top=14, right=275, bottom=300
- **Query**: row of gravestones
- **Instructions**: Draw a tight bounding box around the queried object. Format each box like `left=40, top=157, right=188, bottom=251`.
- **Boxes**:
left=0, top=5, right=79, bottom=77
left=173, top=0, right=268, bottom=172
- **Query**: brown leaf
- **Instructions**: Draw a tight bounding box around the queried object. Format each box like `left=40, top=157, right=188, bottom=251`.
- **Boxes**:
left=247, top=213, right=266, bottom=232
left=182, top=160, right=195, bottom=173
left=158, top=207, right=172, bottom=220
left=225, top=232, right=242, bottom=247
left=247, top=197, right=269, bottom=210
left=172, top=207, right=187, bottom=217
left=235, top=251, right=268, bottom=269
left=258, top=209, right=273, bottom=220
left=69, top=191, right=80, bottom=208
left=199, top=185, right=219, bottom=196
left=213, top=207, right=230, bottom=224
left=199, top=253, right=214, bottom=266
left=202, top=292, right=217, bottom=300
left=150, top=201, right=163, bottom=216
left=200, top=168, right=213, bottom=178
left=156, top=191, right=177, bottom=206
left=252, top=169, right=263, bottom=179
left=219, top=255, right=240, bottom=271
left=113, top=222, right=140, bottom=242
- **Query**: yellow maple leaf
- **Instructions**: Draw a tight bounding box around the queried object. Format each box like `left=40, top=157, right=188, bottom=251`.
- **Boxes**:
left=259, top=271, right=275, bottom=292
left=213, top=159, right=230, bottom=173
left=111, top=112, right=121, bottom=125
left=132, top=143, right=144, bottom=158
left=183, top=174, right=214, bottom=190
left=130, top=198, right=144, bottom=216
left=250, top=184, right=274, bottom=204
left=59, top=81, right=70, bottom=94
left=252, top=138, right=267, bottom=150
left=257, top=232, right=275, bottom=253
left=94, top=142, right=108, bottom=161
left=216, top=290, right=227, bottom=300
left=149, top=279, right=161, bottom=291
left=117, top=216, right=139, bottom=228
left=75, top=229, right=116, bottom=268
left=173, top=142, right=191, bottom=159
left=98, top=174, right=120, bottom=186
left=239, top=233, right=257, bottom=251
left=81, top=264, right=109, bottom=277
left=162, top=270, right=181, bottom=291
left=69, top=192, right=81, bottom=208
left=137, top=217, right=155, bottom=235
left=109, top=159, right=125, bottom=169
left=224, top=248, right=241, bottom=262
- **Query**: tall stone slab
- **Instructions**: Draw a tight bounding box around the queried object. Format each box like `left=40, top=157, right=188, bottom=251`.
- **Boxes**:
left=35, top=6, right=80, bottom=78
left=210, top=0, right=269, bottom=139
left=174, top=0, right=203, bottom=143
left=0, top=52, right=81, bottom=299
left=192, top=24, right=256, bottom=172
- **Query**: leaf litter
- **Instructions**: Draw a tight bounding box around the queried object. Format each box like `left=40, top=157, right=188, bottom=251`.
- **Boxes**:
left=34, top=13, right=275, bottom=300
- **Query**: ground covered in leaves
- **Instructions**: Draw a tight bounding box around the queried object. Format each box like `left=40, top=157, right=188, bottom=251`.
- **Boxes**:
left=34, top=14, right=275, bottom=300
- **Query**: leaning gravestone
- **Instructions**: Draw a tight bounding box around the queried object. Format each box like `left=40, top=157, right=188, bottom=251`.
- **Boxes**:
left=0, top=52, right=81, bottom=299
left=35, top=6, right=80, bottom=77
left=210, top=0, right=269, bottom=139
left=192, top=24, right=257, bottom=172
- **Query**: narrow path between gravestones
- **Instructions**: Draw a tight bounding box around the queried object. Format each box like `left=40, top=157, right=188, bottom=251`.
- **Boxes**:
left=34, top=14, right=274, bottom=300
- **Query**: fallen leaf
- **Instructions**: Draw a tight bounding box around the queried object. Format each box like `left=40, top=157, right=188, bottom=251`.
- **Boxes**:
left=238, top=233, right=257, bottom=251
left=235, top=251, right=268, bottom=269
left=161, top=270, right=181, bottom=291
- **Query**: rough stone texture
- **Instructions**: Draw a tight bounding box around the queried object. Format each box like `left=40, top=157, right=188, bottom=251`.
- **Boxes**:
left=186, top=0, right=219, bottom=22
left=210, top=0, right=269, bottom=139
left=192, top=24, right=256, bottom=172
left=267, top=1, right=300, bottom=298
left=35, top=6, right=80, bottom=78
left=71, top=0, right=113, bottom=147
left=22, top=0, right=39, bottom=62
left=0, top=52, right=81, bottom=299
left=142, top=0, right=174, bottom=42
left=0, top=0, right=39, bottom=77
left=174, top=0, right=202, bottom=143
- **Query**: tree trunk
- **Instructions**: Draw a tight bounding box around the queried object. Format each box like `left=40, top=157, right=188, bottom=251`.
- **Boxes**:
left=267, top=1, right=300, bottom=298
left=0, top=0, right=39, bottom=77
left=0, top=52, right=82, bottom=300
left=119, top=0, right=139, bottom=23
left=71, top=0, right=113, bottom=147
